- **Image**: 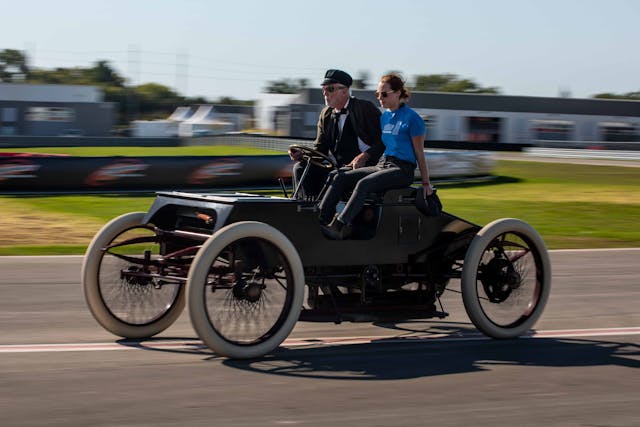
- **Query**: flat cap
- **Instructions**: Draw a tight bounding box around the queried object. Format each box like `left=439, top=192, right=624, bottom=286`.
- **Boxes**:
left=321, top=69, right=352, bottom=87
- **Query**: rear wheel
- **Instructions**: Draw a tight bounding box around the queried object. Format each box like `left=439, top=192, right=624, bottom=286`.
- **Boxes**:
left=461, top=218, right=551, bottom=338
left=81, top=212, right=186, bottom=338
left=188, top=221, right=305, bottom=359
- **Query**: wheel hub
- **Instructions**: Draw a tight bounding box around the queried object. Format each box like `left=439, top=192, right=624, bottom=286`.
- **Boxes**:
left=232, top=280, right=266, bottom=303
left=121, top=266, right=151, bottom=287
left=480, top=257, right=521, bottom=303
left=361, top=265, right=382, bottom=290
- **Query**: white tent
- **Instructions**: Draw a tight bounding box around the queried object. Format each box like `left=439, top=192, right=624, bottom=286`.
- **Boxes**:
left=132, top=120, right=177, bottom=138
left=167, top=106, right=194, bottom=122
left=178, top=105, right=233, bottom=137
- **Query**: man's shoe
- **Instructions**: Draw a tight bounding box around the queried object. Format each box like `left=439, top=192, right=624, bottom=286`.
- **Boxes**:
left=321, top=217, right=351, bottom=240
left=318, top=212, right=333, bottom=226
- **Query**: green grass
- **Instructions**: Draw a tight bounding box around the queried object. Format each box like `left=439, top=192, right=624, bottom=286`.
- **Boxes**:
left=5, top=194, right=156, bottom=222
left=0, top=145, right=281, bottom=156
left=0, top=245, right=89, bottom=256
left=438, top=161, right=640, bottom=248
left=1, top=160, right=638, bottom=254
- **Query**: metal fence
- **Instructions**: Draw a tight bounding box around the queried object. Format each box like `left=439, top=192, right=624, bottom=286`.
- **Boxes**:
left=182, top=133, right=314, bottom=152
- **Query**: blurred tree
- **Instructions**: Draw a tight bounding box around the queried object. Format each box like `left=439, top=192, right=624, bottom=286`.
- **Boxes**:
left=412, top=73, right=453, bottom=91
left=353, top=70, right=370, bottom=89
left=184, top=96, right=210, bottom=105
left=593, top=91, right=640, bottom=100
left=0, top=49, right=30, bottom=82
left=135, top=83, right=180, bottom=105
left=28, top=60, right=126, bottom=87
left=28, top=67, right=89, bottom=84
left=134, top=83, right=182, bottom=116
left=216, top=96, right=254, bottom=106
left=263, top=78, right=308, bottom=93
left=88, top=60, right=125, bottom=87
left=412, top=73, right=500, bottom=94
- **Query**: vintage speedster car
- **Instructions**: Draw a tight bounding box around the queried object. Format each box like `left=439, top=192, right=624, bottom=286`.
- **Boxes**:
left=81, top=146, right=551, bottom=359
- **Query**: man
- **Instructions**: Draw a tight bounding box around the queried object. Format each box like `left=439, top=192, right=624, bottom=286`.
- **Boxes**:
left=289, top=69, right=384, bottom=200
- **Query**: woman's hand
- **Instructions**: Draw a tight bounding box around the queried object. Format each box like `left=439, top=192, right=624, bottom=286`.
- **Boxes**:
left=423, top=182, right=434, bottom=197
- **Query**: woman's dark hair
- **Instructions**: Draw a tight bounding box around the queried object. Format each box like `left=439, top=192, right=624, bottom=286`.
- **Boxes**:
left=380, top=73, right=410, bottom=99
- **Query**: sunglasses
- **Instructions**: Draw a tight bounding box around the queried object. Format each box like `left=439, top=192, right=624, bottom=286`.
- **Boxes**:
left=376, top=90, right=396, bottom=98
left=322, top=85, right=346, bottom=93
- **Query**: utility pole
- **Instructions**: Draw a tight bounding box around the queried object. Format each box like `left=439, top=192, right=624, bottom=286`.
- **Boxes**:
left=127, top=44, right=140, bottom=123
left=176, top=49, right=189, bottom=100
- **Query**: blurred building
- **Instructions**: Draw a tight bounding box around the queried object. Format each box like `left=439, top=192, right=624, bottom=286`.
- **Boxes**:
left=269, top=89, right=640, bottom=145
left=132, top=104, right=254, bottom=138
left=0, top=83, right=116, bottom=136
left=255, top=93, right=300, bottom=135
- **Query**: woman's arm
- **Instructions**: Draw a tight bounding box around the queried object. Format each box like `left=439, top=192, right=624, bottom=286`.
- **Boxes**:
left=411, top=134, right=433, bottom=196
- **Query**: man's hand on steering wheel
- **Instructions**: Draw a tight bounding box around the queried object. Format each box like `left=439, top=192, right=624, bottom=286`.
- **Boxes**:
left=288, top=147, right=303, bottom=161
left=288, top=145, right=337, bottom=170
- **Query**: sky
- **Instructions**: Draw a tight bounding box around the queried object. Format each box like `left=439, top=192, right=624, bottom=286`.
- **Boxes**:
left=3, top=0, right=639, bottom=101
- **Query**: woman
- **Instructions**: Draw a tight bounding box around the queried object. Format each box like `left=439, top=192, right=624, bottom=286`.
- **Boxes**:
left=319, top=73, right=434, bottom=240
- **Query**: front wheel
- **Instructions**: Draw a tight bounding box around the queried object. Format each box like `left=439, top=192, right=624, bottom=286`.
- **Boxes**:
left=187, top=221, right=305, bottom=359
left=461, top=218, right=551, bottom=338
left=81, top=212, right=186, bottom=339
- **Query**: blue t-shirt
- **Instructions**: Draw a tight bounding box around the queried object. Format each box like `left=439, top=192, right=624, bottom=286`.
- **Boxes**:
left=380, top=104, right=426, bottom=165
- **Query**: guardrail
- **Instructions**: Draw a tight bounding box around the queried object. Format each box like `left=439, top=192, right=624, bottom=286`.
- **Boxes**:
left=525, top=147, right=640, bottom=160
left=182, top=133, right=314, bottom=152
left=532, top=140, right=640, bottom=151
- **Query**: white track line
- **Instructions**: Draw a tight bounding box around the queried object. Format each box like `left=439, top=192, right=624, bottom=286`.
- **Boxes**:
left=1, top=327, right=639, bottom=354
left=1, top=248, right=638, bottom=261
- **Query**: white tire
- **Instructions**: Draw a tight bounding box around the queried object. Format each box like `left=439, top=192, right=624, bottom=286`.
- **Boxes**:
left=188, top=221, right=305, bottom=359
left=462, top=218, right=551, bottom=338
left=82, top=212, right=185, bottom=338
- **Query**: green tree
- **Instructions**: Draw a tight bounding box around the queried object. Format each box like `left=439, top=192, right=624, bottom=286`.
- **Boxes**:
left=0, top=49, right=30, bottom=82
left=28, top=60, right=125, bottom=87
left=28, top=67, right=89, bottom=84
left=185, top=96, right=210, bottom=105
left=88, top=60, right=125, bottom=87
left=216, top=96, right=254, bottom=106
left=263, top=78, right=308, bottom=94
left=353, top=70, right=370, bottom=90
left=412, top=73, right=500, bottom=94
left=134, top=83, right=182, bottom=116
left=593, top=91, right=640, bottom=100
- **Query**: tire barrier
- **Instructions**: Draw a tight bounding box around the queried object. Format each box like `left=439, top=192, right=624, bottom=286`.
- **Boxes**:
left=0, top=136, right=180, bottom=148
left=0, top=151, right=496, bottom=194
left=0, top=155, right=293, bottom=193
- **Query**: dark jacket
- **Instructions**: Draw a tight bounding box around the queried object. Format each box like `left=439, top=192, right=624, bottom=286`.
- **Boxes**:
left=314, top=97, right=384, bottom=166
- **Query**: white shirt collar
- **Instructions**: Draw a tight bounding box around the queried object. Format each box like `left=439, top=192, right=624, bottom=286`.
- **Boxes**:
left=334, top=97, right=350, bottom=113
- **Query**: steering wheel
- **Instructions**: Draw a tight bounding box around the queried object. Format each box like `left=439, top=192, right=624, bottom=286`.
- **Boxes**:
left=289, top=144, right=337, bottom=170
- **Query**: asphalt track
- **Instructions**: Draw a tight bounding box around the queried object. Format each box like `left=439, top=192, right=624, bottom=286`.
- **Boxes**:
left=1, top=250, right=639, bottom=427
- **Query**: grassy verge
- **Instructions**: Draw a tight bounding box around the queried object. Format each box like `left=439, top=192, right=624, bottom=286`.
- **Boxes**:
left=1, top=160, right=638, bottom=254
left=439, top=161, right=640, bottom=248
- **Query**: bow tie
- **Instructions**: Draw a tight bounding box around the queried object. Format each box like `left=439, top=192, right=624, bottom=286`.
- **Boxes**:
left=332, top=108, right=348, bottom=120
